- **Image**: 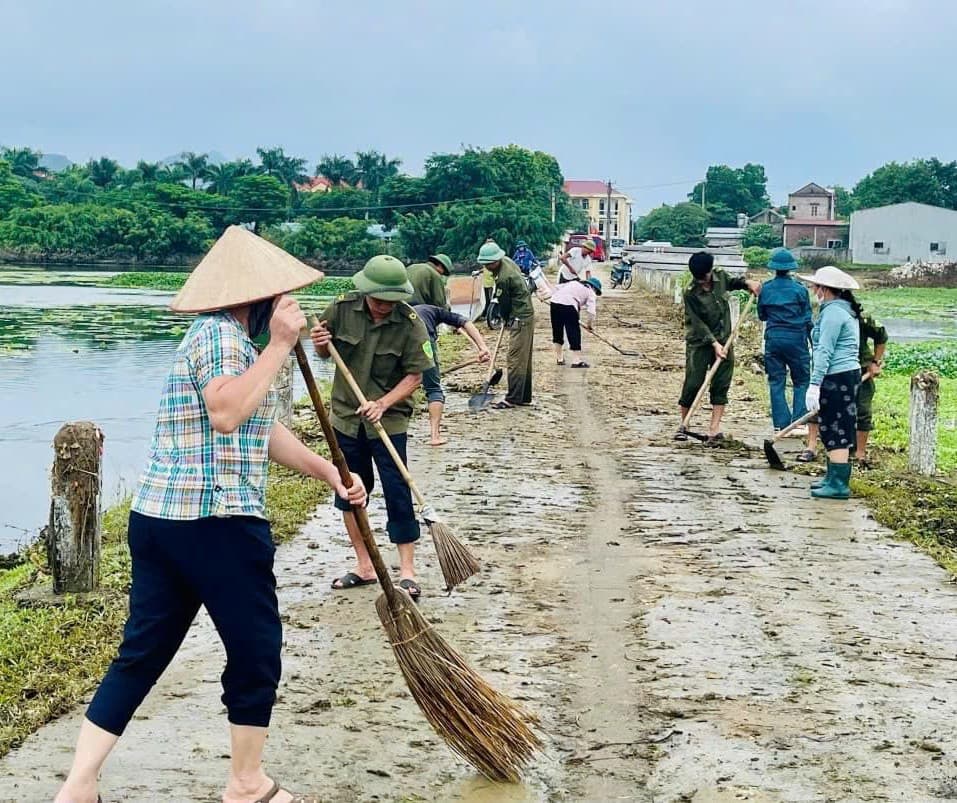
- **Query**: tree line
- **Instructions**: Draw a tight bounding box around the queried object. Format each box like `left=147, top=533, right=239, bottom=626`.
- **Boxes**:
left=0, top=145, right=584, bottom=265
left=635, top=158, right=957, bottom=248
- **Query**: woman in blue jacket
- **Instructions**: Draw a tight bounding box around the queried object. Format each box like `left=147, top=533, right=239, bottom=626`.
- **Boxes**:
left=758, top=248, right=812, bottom=433
left=798, top=266, right=862, bottom=499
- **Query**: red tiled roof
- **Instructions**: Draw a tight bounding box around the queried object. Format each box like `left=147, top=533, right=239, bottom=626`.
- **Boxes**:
left=564, top=180, right=617, bottom=195
left=783, top=219, right=847, bottom=226
left=296, top=176, right=333, bottom=192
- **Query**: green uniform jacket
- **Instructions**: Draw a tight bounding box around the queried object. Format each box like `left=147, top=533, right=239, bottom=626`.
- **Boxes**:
left=858, top=311, right=889, bottom=369
left=683, top=269, right=749, bottom=346
left=407, top=263, right=449, bottom=309
left=319, top=293, right=434, bottom=438
left=492, top=257, right=533, bottom=321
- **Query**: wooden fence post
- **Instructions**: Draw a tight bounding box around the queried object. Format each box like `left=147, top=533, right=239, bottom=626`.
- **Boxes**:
left=48, top=422, right=103, bottom=593
left=909, top=371, right=939, bottom=476
left=274, top=355, right=295, bottom=427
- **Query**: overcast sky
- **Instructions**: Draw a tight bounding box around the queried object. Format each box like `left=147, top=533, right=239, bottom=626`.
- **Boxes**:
left=1, top=0, right=951, bottom=213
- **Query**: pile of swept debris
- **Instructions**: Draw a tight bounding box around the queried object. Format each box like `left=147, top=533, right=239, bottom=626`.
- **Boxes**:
left=889, top=260, right=957, bottom=286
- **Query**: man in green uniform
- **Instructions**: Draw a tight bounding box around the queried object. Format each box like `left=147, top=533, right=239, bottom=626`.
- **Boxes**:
left=677, top=251, right=760, bottom=443
left=310, top=255, right=434, bottom=598
left=476, top=240, right=535, bottom=408
left=804, top=310, right=888, bottom=466
left=408, top=253, right=452, bottom=308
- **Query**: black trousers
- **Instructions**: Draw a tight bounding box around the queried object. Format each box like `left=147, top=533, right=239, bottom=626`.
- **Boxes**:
left=332, top=426, right=420, bottom=544
left=550, top=303, right=582, bottom=350
left=87, top=511, right=281, bottom=735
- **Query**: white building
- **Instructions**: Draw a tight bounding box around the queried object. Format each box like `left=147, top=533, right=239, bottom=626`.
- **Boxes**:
left=850, top=202, right=957, bottom=265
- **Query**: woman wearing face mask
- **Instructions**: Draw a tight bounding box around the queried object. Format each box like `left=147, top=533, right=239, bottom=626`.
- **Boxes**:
left=797, top=266, right=862, bottom=500
left=54, top=227, right=365, bottom=803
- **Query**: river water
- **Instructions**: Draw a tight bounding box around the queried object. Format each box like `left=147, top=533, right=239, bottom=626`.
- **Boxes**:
left=0, top=267, right=952, bottom=552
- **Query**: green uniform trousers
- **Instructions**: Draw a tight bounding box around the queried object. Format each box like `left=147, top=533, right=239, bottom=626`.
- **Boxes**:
left=506, top=316, right=534, bottom=405
left=679, top=343, right=734, bottom=408
left=856, top=377, right=875, bottom=432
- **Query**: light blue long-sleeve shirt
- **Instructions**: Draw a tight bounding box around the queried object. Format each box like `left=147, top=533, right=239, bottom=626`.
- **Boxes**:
left=810, top=298, right=861, bottom=385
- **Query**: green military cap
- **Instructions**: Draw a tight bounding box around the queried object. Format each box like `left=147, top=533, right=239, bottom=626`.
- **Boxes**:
left=353, top=255, right=414, bottom=302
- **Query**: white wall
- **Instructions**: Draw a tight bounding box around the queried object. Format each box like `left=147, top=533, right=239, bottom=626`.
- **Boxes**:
left=850, top=203, right=957, bottom=265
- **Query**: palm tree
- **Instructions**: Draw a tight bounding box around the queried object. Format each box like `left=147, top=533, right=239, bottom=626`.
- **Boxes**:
left=176, top=151, right=210, bottom=190
left=135, top=161, right=162, bottom=183
left=1, top=147, right=42, bottom=178
left=203, top=162, right=240, bottom=195
left=160, top=163, right=188, bottom=184
left=316, top=154, right=357, bottom=187
left=256, top=146, right=309, bottom=205
left=355, top=150, right=402, bottom=204
left=85, top=157, right=120, bottom=188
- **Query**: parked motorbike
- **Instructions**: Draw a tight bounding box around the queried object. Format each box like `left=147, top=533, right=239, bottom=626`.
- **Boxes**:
left=610, top=261, right=633, bottom=290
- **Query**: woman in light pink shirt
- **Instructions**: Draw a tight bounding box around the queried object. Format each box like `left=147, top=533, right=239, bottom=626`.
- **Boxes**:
left=549, top=277, right=602, bottom=367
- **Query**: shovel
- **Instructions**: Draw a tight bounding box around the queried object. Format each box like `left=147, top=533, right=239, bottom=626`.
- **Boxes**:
left=468, top=324, right=508, bottom=412
left=762, top=410, right=818, bottom=470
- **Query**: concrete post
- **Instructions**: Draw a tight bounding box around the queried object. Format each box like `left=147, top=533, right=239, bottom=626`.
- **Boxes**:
left=909, top=371, right=939, bottom=476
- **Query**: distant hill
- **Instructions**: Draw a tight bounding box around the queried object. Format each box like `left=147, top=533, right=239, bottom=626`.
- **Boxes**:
left=38, top=153, right=73, bottom=172
left=160, top=150, right=228, bottom=167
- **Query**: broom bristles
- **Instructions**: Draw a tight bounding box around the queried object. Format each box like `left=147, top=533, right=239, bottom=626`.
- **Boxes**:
left=375, top=592, right=541, bottom=782
left=429, top=520, right=480, bottom=590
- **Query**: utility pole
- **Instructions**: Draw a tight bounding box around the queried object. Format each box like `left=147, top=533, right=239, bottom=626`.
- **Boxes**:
left=605, top=179, right=613, bottom=248
left=550, top=188, right=556, bottom=224
left=701, top=177, right=707, bottom=210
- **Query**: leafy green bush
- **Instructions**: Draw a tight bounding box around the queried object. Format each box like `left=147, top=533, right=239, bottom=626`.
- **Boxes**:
left=742, top=224, right=780, bottom=249
left=743, top=246, right=772, bottom=269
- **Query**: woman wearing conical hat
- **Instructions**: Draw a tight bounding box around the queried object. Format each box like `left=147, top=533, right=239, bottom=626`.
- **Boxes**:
left=55, top=227, right=364, bottom=803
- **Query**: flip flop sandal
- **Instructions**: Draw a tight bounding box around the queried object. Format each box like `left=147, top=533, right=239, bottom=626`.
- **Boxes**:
left=256, top=782, right=321, bottom=803
left=399, top=578, right=422, bottom=600
left=795, top=449, right=816, bottom=463
left=492, top=400, right=516, bottom=409
left=571, top=362, right=590, bottom=368
left=673, top=429, right=689, bottom=442
left=556, top=360, right=566, bottom=366
left=331, top=572, right=377, bottom=590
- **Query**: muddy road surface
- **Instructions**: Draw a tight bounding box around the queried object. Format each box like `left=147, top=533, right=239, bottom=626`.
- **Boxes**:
left=3, top=277, right=957, bottom=802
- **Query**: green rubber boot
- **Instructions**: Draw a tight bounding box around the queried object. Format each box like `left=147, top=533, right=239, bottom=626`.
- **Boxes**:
left=810, top=458, right=830, bottom=490
left=811, top=461, right=851, bottom=500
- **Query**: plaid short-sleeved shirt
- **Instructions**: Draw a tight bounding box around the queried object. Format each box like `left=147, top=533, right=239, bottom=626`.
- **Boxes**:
left=131, top=312, right=277, bottom=520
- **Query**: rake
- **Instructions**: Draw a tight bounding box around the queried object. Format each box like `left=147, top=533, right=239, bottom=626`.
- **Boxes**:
left=312, top=318, right=480, bottom=591
left=293, top=342, right=540, bottom=781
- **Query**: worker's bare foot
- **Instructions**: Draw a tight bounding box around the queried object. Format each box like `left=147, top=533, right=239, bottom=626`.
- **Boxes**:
left=430, top=437, right=449, bottom=447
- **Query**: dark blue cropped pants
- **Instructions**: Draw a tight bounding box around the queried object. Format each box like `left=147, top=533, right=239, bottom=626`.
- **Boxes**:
left=86, top=511, right=281, bottom=735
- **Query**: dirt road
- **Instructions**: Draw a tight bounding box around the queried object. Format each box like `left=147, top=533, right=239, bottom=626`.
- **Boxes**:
left=3, top=278, right=957, bottom=802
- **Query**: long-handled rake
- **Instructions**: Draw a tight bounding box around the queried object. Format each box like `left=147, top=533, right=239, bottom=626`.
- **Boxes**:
left=314, top=323, right=480, bottom=590
left=293, top=343, right=541, bottom=781
left=587, top=328, right=642, bottom=357
left=676, top=294, right=755, bottom=440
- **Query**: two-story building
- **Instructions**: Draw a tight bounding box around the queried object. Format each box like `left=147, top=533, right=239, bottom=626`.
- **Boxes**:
left=782, top=182, right=848, bottom=250
left=563, top=180, right=633, bottom=243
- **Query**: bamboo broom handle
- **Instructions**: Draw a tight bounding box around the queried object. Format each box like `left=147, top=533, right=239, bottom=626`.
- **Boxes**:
left=443, top=355, right=482, bottom=375
left=293, top=342, right=396, bottom=601
left=681, top=293, right=755, bottom=430
left=308, top=317, right=428, bottom=510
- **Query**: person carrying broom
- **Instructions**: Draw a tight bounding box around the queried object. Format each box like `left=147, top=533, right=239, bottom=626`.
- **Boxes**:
left=310, top=255, right=434, bottom=599
left=676, top=251, right=760, bottom=444
left=53, top=226, right=366, bottom=803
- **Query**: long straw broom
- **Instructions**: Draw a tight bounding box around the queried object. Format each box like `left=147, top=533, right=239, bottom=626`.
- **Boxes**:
left=310, top=316, right=480, bottom=589
left=293, top=343, right=540, bottom=781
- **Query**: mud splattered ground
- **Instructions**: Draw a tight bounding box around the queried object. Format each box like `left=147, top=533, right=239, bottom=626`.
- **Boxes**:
left=3, top=272, right=957, bottom=802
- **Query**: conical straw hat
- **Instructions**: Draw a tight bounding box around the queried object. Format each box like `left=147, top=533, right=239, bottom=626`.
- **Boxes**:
left=170, top=225, right=323, bottom=313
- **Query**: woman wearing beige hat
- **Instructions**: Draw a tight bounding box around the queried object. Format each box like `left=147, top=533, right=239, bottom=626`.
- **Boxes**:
left=55, top=227, right=364, bottom=803
left=797, top=265, right=862, bottom=500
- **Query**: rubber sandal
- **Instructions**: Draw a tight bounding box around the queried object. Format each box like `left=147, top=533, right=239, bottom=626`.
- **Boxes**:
left=795, top=449, right=816, bottom=463
left=331, top=572, right=377, bottom=590
left=399, top=578, right=422, bottom=600
left=492, top=400, right=515, bottom=409
left=256, top=782, right=321, bottom=803
left=673, top=428, right=689, bottom=442
left=556, top=360, right=566, bottom=366
left=570, top=362, right=590, bottom=368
